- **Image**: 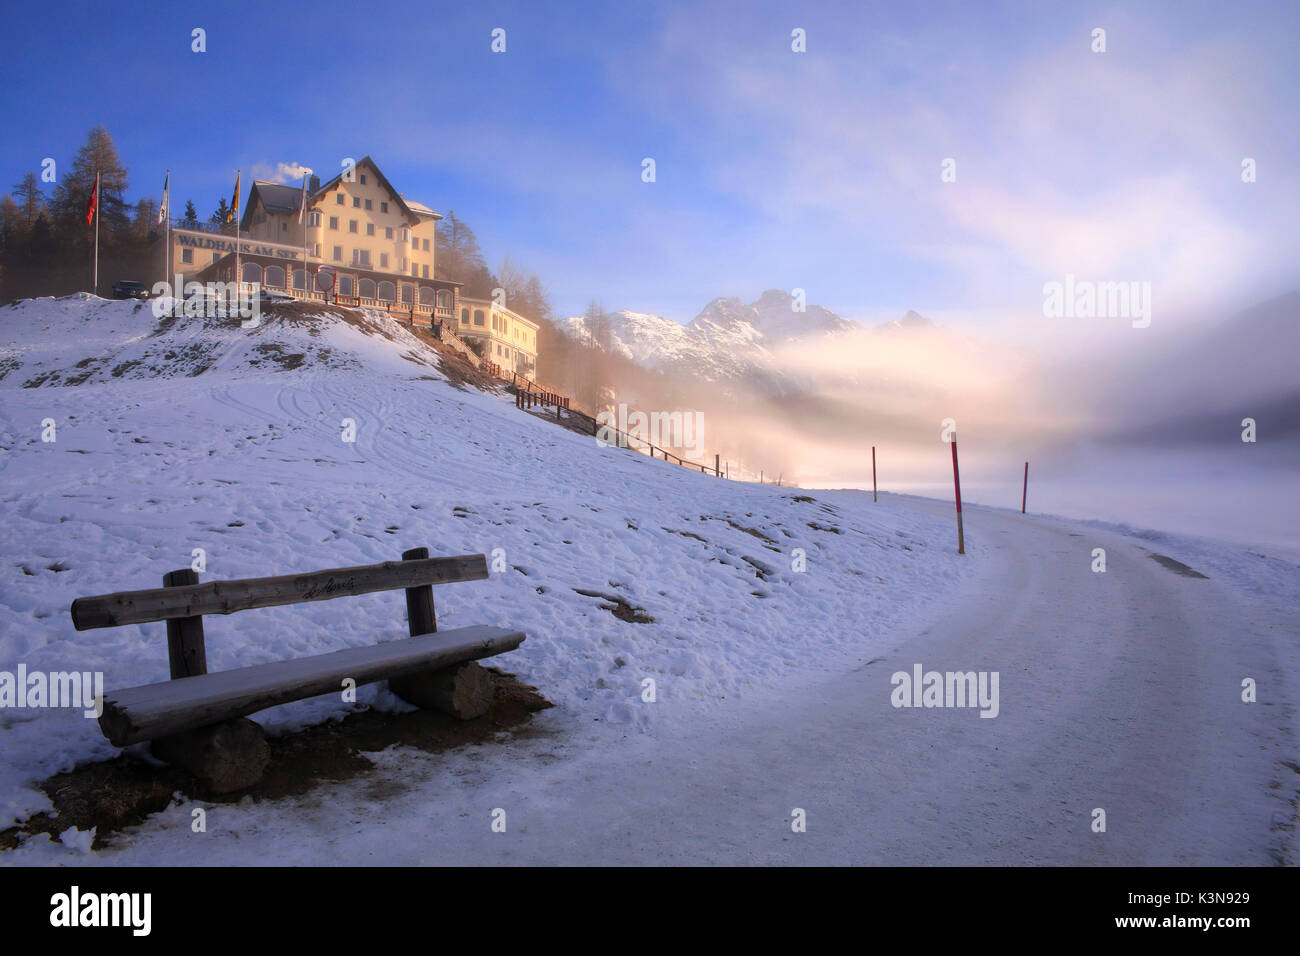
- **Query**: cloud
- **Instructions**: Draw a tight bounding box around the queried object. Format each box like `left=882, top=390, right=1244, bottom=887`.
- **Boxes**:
left=250, top=161, right=315, bottom=184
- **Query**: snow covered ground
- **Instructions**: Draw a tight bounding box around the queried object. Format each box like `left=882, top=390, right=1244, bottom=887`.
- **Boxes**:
left=0, top=296, right=1294, bottom=864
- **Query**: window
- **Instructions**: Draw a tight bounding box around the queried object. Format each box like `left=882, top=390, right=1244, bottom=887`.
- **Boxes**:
left=411, top=265, right=418, bottom=278
left=352, top=197, right=360, bottom=208
left=474, top=309, right=485, bottom=327
left=460, top=308, right=469, bottom=325
left=332, top=246, right=342, bottom=262
left=308, top=211, right=321, bottom=226
left=280, top=222, right=287, bottom=231
left=419, top=287, right=434, bottom=305
left=349, top=220, right=358, bottom=233
left=366, top=223, right=375, bottom=236
left=400, top=227, right=409, bottom=242
left=380, top=202, right=388, bottom=213
left=364, top=199, right=372, bottom=211
left=385, top=227, right=393, bottom=239
left=353, top=249, right=371, bottom=267
left=437, top=290, right=451, bottom=309
left=181, top=248, right=193, bottom=264
left=401, top=284, right=414, bottom=305
left=360, top=174, right=367, bottom=185
left=380, top=253, right=389, bottom=269
left=359, top=278, right=376, bottom=298
left=265, top=266, right=285, bottom=287
left=422, top=238, right=430, bottom=251
left=422, top=265, right=429, bottom=278
left=338, top=275, right=354, bottom=296
left=335, top=194, right=343, bottom=205
left=411, top=234, right=418, bottom=248
left=378, top=281, right=396, bottom=302
left=400, top=258, right=407, bottom=271
left=329, top=216, right=338, bottom=230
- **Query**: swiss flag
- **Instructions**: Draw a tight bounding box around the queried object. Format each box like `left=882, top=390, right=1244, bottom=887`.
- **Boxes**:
left=84, top=171, right=99, bottom=227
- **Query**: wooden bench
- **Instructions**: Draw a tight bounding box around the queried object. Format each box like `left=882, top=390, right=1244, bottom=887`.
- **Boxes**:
left=69, top=547, right=526, bottom=791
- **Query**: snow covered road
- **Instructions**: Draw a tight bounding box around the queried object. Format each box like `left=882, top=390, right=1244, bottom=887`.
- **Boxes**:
left=68, top=498, right=1297, bottom=866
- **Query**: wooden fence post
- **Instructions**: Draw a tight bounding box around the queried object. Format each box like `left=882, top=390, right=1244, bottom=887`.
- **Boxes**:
left=951, top=436, right=965, bottom=555
left=401, top=547, right=437, bottom=635
left=872, top=445, right=877, bottom=502
left=163, top=568, right=207, bottom=679
left=1022, top=461, right=1029, bottom=514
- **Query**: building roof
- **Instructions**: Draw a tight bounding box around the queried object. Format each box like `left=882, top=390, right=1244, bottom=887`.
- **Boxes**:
left=240, top=157, right=443, bottom=230
left=249, top=181, right=305, bottom=215
left=403, top=198, right=440, bottom=218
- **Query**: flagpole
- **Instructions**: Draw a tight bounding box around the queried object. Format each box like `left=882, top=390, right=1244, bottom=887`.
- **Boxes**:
left=233, top=169, right=241, bottom=304
left=302, top=174, right=308, bottom=300
left=93, top=169, right=99, bottom=296
left=163, top=170, right=170, bottom=291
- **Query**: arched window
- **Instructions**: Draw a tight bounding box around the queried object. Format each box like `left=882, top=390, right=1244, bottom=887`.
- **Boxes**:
left=242, top=262, right=263, bottom=284
left=419, top=286, right=434, bottom=305
left=400, top=284, right=414, bottom=305
left=474, top=309, right=485, bottom=327
left=436, top=289, right=452, bottom=309
left=264, top=266, right=285, bottom=288
left=359, top=278, right=376, bottom=299
left=378, top=281, right=396, bottom=302
left=338, top=275, right=354, bottom=296
left=292, top=269, right=307, bottom=291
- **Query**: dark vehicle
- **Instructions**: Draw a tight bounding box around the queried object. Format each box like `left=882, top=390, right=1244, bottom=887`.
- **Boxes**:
left=111, top=280, right=150, bottom=300
left=256, top=288, right=294, bottom=307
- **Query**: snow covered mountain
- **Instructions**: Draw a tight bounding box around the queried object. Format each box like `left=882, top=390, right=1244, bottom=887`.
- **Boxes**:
left=562, top=290, right=934, bottom=392
left=562, top=290, right=863, bottom=390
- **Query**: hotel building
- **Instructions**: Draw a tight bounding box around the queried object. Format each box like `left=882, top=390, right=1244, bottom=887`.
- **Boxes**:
left=160, top=156, right=460, bottom=326
left=457, top=296, right=539, bottom=378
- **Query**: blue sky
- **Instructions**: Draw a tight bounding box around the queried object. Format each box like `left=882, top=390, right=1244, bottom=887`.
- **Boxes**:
left=3, top=0, right=1297, bottom=325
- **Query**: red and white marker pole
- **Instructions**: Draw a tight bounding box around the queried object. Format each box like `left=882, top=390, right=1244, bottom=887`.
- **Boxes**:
left=1021, top=461, right=1028, bottom=514
left=951, top=435, right=965, bottom=555
left=872, top=445, right=877, bottom=502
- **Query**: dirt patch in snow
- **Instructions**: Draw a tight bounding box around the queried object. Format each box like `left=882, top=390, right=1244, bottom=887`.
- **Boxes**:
left=1149, top=553, right=1210, bottom=578
left=572, top=587, right=655, bottom=623
left=0, top=667, right=551, bottom=852
left=406, top=325, right=499, bottom=391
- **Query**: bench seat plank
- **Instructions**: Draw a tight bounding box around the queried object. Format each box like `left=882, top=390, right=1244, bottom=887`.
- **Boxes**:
left=99, top=625, right=525, bottom=746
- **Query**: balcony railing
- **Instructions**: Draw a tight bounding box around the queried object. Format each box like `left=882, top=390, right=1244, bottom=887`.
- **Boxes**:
left=169, top=218, right=235, bottom=235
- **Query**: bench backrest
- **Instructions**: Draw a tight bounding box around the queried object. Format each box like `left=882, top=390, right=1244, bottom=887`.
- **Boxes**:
left=69, top=548, right=488, bottom=681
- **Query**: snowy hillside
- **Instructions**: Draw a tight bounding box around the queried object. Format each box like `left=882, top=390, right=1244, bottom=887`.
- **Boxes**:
left=1, top=295, right=1295, bottom=866
left=0, top=294, right=976, bottom=845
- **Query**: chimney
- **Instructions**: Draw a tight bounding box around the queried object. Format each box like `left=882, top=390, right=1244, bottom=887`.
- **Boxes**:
left=309, top=174, right=320, bottom=194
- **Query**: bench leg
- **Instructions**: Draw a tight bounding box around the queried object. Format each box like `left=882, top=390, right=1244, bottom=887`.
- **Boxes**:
left=151, top=718, right=270, bottom=794
left=389, top=661, right=493, bottom=720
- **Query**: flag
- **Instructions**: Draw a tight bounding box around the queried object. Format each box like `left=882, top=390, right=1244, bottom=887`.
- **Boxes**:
left=225, top=170, right=240, bottom=224
left=298, top=174, right=308, bottom=224
left=158, top=171, right=169, bottom=225
left=84, top=170, right=99, bottom=227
